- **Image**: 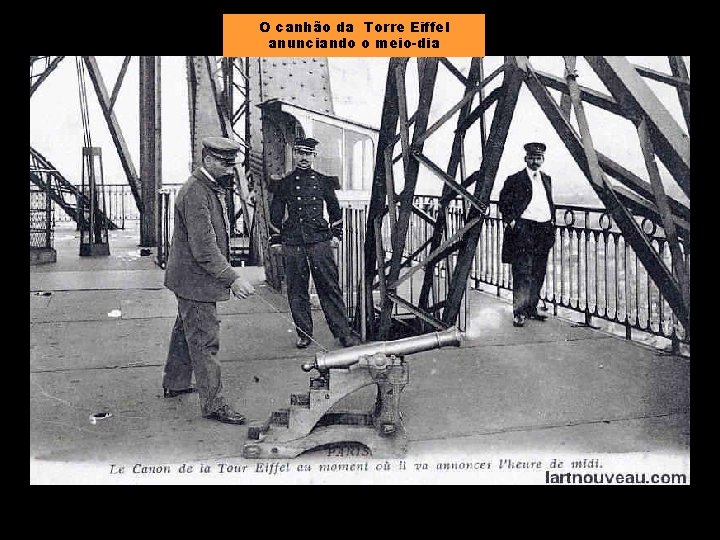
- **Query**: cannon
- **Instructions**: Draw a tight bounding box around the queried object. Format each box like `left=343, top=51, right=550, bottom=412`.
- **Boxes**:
left=243, top=328, right=463, bottom=459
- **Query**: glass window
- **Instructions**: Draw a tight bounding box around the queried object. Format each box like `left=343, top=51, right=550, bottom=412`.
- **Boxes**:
left=312, top=121, right=343, bottom=181
left=311, top=119, right=375, bottom=191
left=345, top=130, right=374, bottom=191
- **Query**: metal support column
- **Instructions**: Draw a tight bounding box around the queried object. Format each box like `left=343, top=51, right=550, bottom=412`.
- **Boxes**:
left=83, top=56, right=143, bottom=214
left=667, top=56, right=690, bottom=133
left=139, top=56, right=161, bottom=247
left=419, top=57, right=483, bottom=313
left=363, top=58, right=408, bottom=338
left=378, top=58, right=439, bottom=339
left=442, top=59, right=524, bottom=325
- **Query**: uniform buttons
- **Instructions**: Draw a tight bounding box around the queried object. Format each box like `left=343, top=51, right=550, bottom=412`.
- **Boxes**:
left=297, top=197, right=301, bottom=200
left=310, top=176, right=315, bottom=179
left=296, top=186, right=300, bottom=190
left=295, top=176, right=299, bottom=180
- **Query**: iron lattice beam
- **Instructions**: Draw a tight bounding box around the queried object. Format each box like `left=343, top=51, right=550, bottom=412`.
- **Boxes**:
left=597, top=152, right=690, bottom=230
left=667, top=56, right=691, bottom=132
left=30, top=146, right=118, bottom=230
left=636, top=116, right=690, bottom=312
left=423, top=58, right=511, bottom=320
left=364, top=57, right=526, bottom=337
left=30, top=56, right=65, bottom=98
left=519, top=56, right=689, bottom=330
left=362, top=58, right=408, bottom=336
left=584, top=56, right=690, bottom=199
left=82, top=56, right=143, bottom=213
left=378, top=58, right=440, bottom=339
left=634, top=64, right=691, bottom=91
left=409, top=56, right=481, bottom=319
left=534, top=68, right=625, bottom=117
left=364, top=55, right=690, bottom=340
left=441, top=59, right=524, bottom=325
left=109, top=56, right=132, bottom=111
left=201, top=56, right=254, bottom=237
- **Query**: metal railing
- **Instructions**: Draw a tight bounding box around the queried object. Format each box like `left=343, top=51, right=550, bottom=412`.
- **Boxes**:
left=473, top=201, right=689, bottom=347
left=30, top=184, right=53, bottom=250
left=380, top=196, right=468, bottom=331
left=105, top=186, right=691, bottom=347
left=334, top=196, right=690, bottom=348
left=334, top=197, right=466, bottom=337
left=337, top=201, right=367, bottom=338
left=52, top=183, right=184, bottom=227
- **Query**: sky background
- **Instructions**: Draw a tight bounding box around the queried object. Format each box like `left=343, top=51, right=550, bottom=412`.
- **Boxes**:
left=30, top=56, right=689, bottom=207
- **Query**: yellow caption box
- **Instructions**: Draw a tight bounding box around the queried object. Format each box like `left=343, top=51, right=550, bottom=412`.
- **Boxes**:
left=223, top=14, right=485, bottom=57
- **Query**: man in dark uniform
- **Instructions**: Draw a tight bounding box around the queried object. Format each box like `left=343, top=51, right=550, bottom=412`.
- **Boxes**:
left=269, top=137, right=361, bottom=349
left=498, top=142, right=556, bottom=327
left=163, top=137, right=256, bottom=424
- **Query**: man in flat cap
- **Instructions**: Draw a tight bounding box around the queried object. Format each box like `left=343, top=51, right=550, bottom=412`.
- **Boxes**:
left=269, top=137, right=361, bottom=349
left=163, top=136, right=256, bottom=424
left=499, top=142, right=556, bottom=327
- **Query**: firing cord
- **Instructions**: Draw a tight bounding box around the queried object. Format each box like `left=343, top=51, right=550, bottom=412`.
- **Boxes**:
left=249, top=285, right=330, bottom=352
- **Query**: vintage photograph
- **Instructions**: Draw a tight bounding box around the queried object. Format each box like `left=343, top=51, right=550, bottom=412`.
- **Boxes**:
left=29, top=55, right=690, bottom=484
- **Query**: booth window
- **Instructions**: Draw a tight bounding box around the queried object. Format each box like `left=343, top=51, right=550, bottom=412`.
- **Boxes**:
left=312, top=119, right=375, bottom=191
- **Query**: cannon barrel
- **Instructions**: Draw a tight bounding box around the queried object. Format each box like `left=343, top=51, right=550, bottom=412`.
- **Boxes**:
left=302, top=327, right=463, bottom=372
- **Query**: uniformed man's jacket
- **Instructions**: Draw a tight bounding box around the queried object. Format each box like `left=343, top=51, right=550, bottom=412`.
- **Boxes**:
left=269, top=167, right=343, bottom=246
left=164, top=169, right=239, bottom=302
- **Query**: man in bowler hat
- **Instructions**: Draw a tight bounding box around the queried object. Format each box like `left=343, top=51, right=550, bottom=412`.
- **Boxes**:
left=499, top=142, right=556, bottom=327
left=269, top=137, right=361, bottom=349
left=163, top=136, right=256, bottom=424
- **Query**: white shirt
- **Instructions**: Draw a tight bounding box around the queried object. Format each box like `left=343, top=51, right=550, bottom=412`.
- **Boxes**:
left=520, top=167, right=552, bottom=222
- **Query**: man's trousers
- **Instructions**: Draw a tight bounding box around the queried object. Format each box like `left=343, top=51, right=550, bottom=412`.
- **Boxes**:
left=163, top=296, right=228, bottom=416
left=282, top=240, right=352, bottom=340
left=511, top=219, right=555, bottom=317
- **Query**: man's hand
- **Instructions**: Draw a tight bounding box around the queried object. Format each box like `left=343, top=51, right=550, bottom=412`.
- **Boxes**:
left=231, top=277, right=255, bottom=299
left=269, top=234, right=283, bottom=255
left=330, top=236, right=341, bottom=248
